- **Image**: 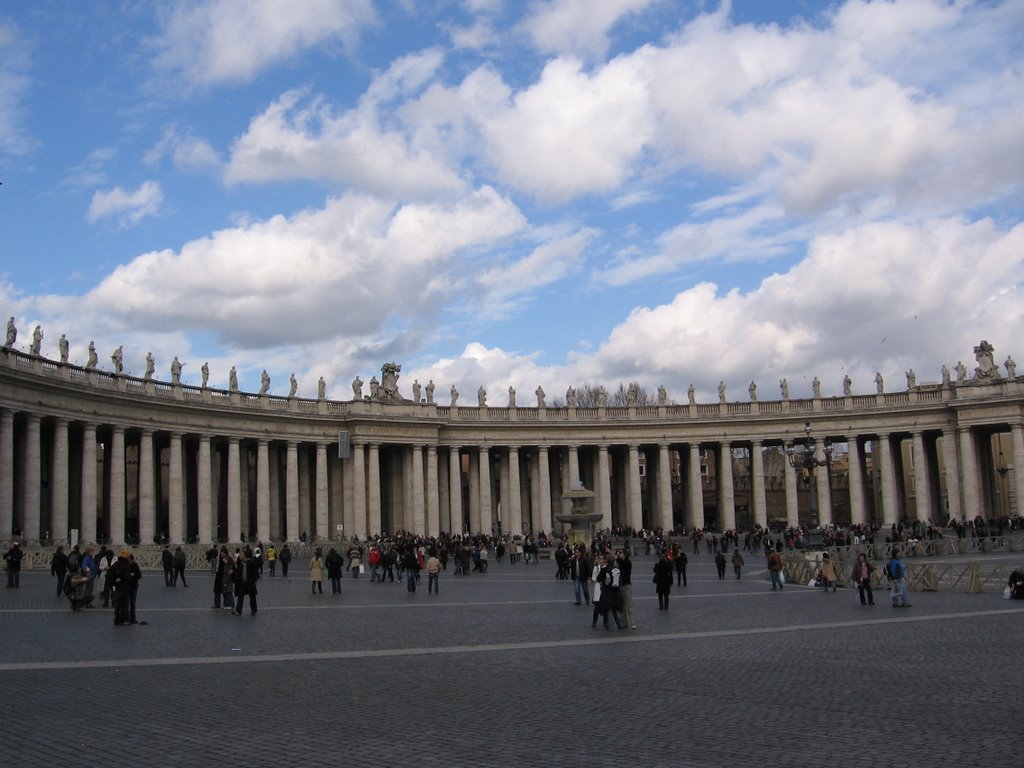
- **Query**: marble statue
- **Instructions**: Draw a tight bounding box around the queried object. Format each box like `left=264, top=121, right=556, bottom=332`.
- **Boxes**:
left=4, top=317, right=15, bottom=347
left=508, top=386, right=516, bottom=407
left=535, top=386, right=545, bottom=408
left=627, top=383, right=638, bottom=407
left=658, top=385, right=667, bottom=405
left=717, top=381, right=726, bottom=403
left=30, top=325, right=42, bottom=356
left=201, top=362, right=209, bottom=388
left=425, top=379, right=435, bottom=404
left=111, top=345, right=124, bottom=374
left=144, top=352, right=155, bottom=380
left=748, top=381, right=757, bottom=401
left=229, top=367, right=238, bottom=392
left=259, top=369, right=270, bottom=395
left=477, top=386, right=487, bottom=407
left=352, top=376, right=363, bottom=399
left=566, top=386, right=576, bottom=408
left=941, top=364, right=951, bottom=386
left=171, top=357, right=183, bottom=384
left=955, top=361, right=967, bottom=383
left=288, top=373, right=298, bottom=398
left=780, top=378, right=789, bottom=400
left=317, top=376, right=326, bottom=400
left=58, top=334, right=69, bottom=364
left=973, top=340, right=1001, bottom=381
left=687, top=384, right=696, bottom=404
left=842, top=375, right=852, bottom=396
left=369, top=376, right=379, bottom=399
left=450, top=385, right=458, bottom=406
left=86, top=342, right=98, bottom=369
left=379, top=362, right=402, bottom=401
left=906, top=369, right=916, bottom=389
left=597, top=386, right=607, bottom=407
left=1006, top=356, right=1017, bottom=378
left=412, top=379, right=421, bottom=403
left=811, top=377, right=821, bottom=398
left=874, top=371, right=884, bottom=394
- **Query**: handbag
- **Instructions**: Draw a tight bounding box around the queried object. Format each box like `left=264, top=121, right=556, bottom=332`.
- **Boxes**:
left=1003, top=585, right=1012, bottom=600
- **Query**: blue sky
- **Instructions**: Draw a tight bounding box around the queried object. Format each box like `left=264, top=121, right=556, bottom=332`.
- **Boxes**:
left=1, top=0, right=1022, bottom=403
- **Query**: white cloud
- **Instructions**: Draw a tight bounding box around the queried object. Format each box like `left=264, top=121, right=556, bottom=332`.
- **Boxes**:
left=151, top=0, right=375, bottom=88
left=0, top=19, right=34, bottom=157
left=477, top=228, right=595, bottom=307
left=520, top=0, right=656, bottom=61
left=87, top=181, right=164, bottom=227
left=145, top=126, right=222, bottom=172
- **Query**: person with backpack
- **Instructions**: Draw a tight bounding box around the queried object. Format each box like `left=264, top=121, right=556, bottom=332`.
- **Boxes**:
left=886, top=548, right=910, bottom=608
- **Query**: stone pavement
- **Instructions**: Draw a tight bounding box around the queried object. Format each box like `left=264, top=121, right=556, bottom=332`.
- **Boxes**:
left=2, top=551, right=1023, bottom=768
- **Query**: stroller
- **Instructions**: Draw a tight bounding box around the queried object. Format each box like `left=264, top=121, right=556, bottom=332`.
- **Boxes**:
left=65, top=569, right=94, bottom=611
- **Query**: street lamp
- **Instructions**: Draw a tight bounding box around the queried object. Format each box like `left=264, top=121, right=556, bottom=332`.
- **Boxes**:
left=785, top=421, right=833, bottom=526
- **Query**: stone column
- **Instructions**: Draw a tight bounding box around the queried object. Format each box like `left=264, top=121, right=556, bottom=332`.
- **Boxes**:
left=1012, top=422, right=1024, bottom=523
left=958, top=427, right=982, bottom=519
left=51, top=418, right=70, bottom=544
left=537, top=446, right=552, bottom=533
left=911, top=430, right=932, bottom=522
left=108, top=425, right=126, bottom=546
left=138, top=430, right=155, bottom=545
left=448, top=446, right=462, bottom=534
left=426, top=445, right=439, bottom=537
left=941, top=429, right=963, bottom=522
left=256, top=439, right=271, bottom=542
left=197, top=435, right=213, bottom=545
left=0, top=410, right=13, bottom=541
left=227, top=438, right=242, bottom=543
left=783, top=455, right=799, bottom=529
left=168, top=432, right=184, bottom=544
left=315, top=442, right=329, bottom=542
left=367, top=443, right=381, bottom=536
left=411, top=444, right=425, bottom=534
left=751, top=440, right=767, bottom=529
left=478, top=446, right=492, bottom=535
left=506, top=446, right=522, bottom=536
left=814, top=440, right=832, bottom=527
left=567, top=444, right=580, bottom=485
left=688, top=443, right=704, bottom=530
left=80, top=423, right=97, bottom=545
left=657, top=443, right=673, bottom=532
left=627, top=443, right=643, bottom=531
left=847, top=437, right=867, bottom=526
left=598, top=444, right=613, bottom=531
left=351, top=441, right=367, bottom=539
left=718, top=441, right=736, bottom=531
left=286, top=441, right=299, bottom=541
left=23, top=414, right=41, bottom=543
left=877, top=434, right=899, bottom=527
left=497, top=449, right=511, bottom=536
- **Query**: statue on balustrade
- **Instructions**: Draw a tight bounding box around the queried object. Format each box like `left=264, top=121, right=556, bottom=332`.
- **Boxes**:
left=1007, top=356, right=1017, bottom=379
left=259, top=369, right=270, bottom=395
left=352, top=376, right=363, bottom=399
left=508, top=386, right=516, bottom=407
left=201, top=362, right=209, bottom=388
left=111, top=345, right=124, bottom=374
left=843, top=374, right=852, bottom=396
left=566, top=386, right=576, bottom=408
left=4, top=317, right=15, bottom=348
left=955, top=361, right=967, bottom=383
left=30, top=325, right=42, bottom=356
left=973, top=340, right=1001, bottom=381
left=229, top=366, right=239, bottom=392
left=598, top=386, right=607, bottom=407
left=627, top=382, right=639, bottom=406
left=171, top=357, right=183, bottom=384
left=535, top=385, right=545, bottom=408
left=906, top=369, right=916, bottom=389
left=450, top=385, right=458, bottom=406
left=144, top=352, right=155, bottom=380
left=779, top=378, right=789, bottom=400
left=717, top=381, right=726, bottom=403
left=748, top=381, right=757, bottom=401
left=941, top=364, right=950, bottom=386
left=86, top=341, right=98, bottom=369
left=478, top=386, right=487, bottom=407
left=377, top=362, right=404, bottom=402
left=412, top=379, right=421, bottom=403
left=874, top=371, right=884, bottom=394
left=812, top=377, right=821, bottom=398
left=289, top=373, right=298, bottom=398
left=369, top=376, right=379, bottom=399
left=317, top=376, right=326, bottom=400
left=688, top=383, right=696, bottom=404
left=426, top=379, right=435, bottom=404
left=658, top=385, right=667, bottom=405
left=58, top=334, right=69, bottom=364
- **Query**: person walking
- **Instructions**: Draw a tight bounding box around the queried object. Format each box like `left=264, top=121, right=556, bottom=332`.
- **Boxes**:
left=325, top=547, right=344, bottom=594
left=653, top=552, right=674, bottom=610
left=767, top=547, right=784, bottom=590
left=850, top=551, right=875, bottom=606
left=714, top=550, right=727, bottom=579
left=50, top=545, right=69, bottom=596
left=731, top=548, right=745, bottom=579
left=674, top=546, right=688, bottom=587
left=3, top=542, right=24, bottom=588
left=402, top=548, right=420, bottom=592
left=266, top=543, right=278, bottom=577
left=233, top=549, right=259, bottom=616
left=172, top=546, right=188, bottom=587
left=426, top=550, right=441, bottom=594
left=310, top=548, right=325, bottom=594
left=278, top=544, right=292, bottom=577
left=161, top=545, right=174, bottom=586
left=886, top=549, right=910, bottom=608
left=818, top=553, right=838, bottom=592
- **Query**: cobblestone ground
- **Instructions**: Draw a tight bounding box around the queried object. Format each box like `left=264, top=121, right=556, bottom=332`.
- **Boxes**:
left=2, top=552, right=1023, bottom=767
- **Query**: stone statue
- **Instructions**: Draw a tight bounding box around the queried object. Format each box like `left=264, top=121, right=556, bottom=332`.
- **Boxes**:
left=379, top=362, right=402, bottom=401
left=508, top=386, right=516, bottom=408
left=58, top=334, right=69, bottom=364
left=86, top=341, right=98, bottom=370
left=412, top=379, right=421, bottom=403
left=171, top=357, right=183, bottom=384
left=687, top=384, right=696, bottom=404
left=30, top=325, right=42, bottom=356
left=566, top=386, right=576, bottom=408
left=352, top=376, right=363, bottom=399
left=288, top=373, right=298, bottom=398
left=906, top=369, right=916, bottom=389
left=229, top=367, right=238, bottom=392
left=748, top=381, right=757, bottom=401
left=717, top=381, right=726, bottom=403
left=627, top=383, right=638, bottom=407
left=874, top=371, right=884, bottom=394
left=842, top=375, right=852, bottom=396
left=780, top=378, right=789, bottom=400
left=535, top=386, right=546, bottom=408
left=973, top=340, right=1001, bottom=381
left=4, top=317, right=15, bottom=347
left=369, top=376, right=379, bottom=399
left=143, top=352, right=155, bottom=380
left=955, top=361, right=967, bottom=383
left=658, top=385, right=667, bottom=405
left=477, top=386, right=487, bottom=407
left=425, top=379, right=435, bottom=404
left=111, top=346, right=124, bottom=374
left=259, top=369, right=270, bottom=395
left=941, top=364, right=950, bottom=386
left=317, top=376, right=326, bottom=400
left=201, top=362, right=209, bottom=388
left=1006, top=356, right=1017, bottom=378
left=597, top=386, right=607, bottom=407
left=450, top=385, right=458, bottom=406
left=811, top=377, right=821, bottom=398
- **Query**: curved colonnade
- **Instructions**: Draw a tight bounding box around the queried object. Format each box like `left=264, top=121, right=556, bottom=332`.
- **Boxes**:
left=2, top=346, right=1023, bottom=547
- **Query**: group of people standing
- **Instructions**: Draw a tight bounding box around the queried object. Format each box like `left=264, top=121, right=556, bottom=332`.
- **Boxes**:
left=211, top=545, right=260, bottom=615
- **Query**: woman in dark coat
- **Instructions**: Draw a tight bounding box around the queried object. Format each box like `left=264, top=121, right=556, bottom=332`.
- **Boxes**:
left=653, top=553, right=674, bottom=611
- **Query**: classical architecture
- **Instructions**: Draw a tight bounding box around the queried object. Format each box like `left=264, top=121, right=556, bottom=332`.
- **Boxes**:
left=1, top=340, right=1022, bottom=547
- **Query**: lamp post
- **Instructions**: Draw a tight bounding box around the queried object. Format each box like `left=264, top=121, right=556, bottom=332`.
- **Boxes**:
left=785, top=421, right=833, bottom=527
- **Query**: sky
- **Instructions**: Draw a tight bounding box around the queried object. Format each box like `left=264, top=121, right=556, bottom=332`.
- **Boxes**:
left=1, top=0, right=1022, bottom=404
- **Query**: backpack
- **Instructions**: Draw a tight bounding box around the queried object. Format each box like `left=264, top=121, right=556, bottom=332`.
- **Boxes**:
left=67, top=551, right=80, bottom=571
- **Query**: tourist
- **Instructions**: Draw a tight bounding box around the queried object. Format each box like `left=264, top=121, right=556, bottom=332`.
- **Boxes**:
left=347, top=543, right=362, bottom=579
left=278, top=544, right=292, bottom=577
left=714, top=550, right=727, bottom=580
left=731, top=548, right=745, bottom=579
left=673, top=545, right=688, bottom=587
left=426, top=550, right=441, bottom=594
left=253, top=541, right=264, bottom=576
left=3, top=541, right=24, bottom=588
left=590, top=554, right=607, bottom=628
left=161, top=545, right=174, bottom=586
left=213, top=547, right=235, bottom=610
left=97, top=547, right=114, bottom=607
left=616, top=548, right=636, bottom=629
left=172, top=545, right=188, bottom=587
left=886, top=549, right=910, bottom=608
left=767, top=547, right=784, bottom=590
left=403, top=548, right=420, bottom=592
left=50, top=544, right=69, bottom=596
left=266, top=543, right=277, bottom=576
left=653, top=552, right=673, bottom=610
left=233, top=548, right=259, bottom=616
left=850, top=551, right=875, bottom=606
left=571, top=546, right=592, bottom=606
left=818, top=553, right=838, bottom=592
left=108, top=549, right=142, bottom=626
left=309, top=548, right=324, bottom=594
left=325, top=547, right=344, bottom=594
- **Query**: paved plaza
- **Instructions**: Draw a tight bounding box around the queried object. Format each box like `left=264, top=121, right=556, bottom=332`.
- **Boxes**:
left=2, top=549, right=1023, bottom=767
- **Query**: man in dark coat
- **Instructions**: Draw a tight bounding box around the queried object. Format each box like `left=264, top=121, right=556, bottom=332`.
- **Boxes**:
left=51, top=545, right=69, bottom=596
left=161, top=545, right=174, bottom=586
left=233, top=549, right=259, bottom=616
left=108, top=550, right=142, bottom=625
left=3, top=542, right=24, bottom=588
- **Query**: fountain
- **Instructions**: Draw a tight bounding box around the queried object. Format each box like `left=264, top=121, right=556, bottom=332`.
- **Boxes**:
left=555, top=479, right=601, bottom=547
